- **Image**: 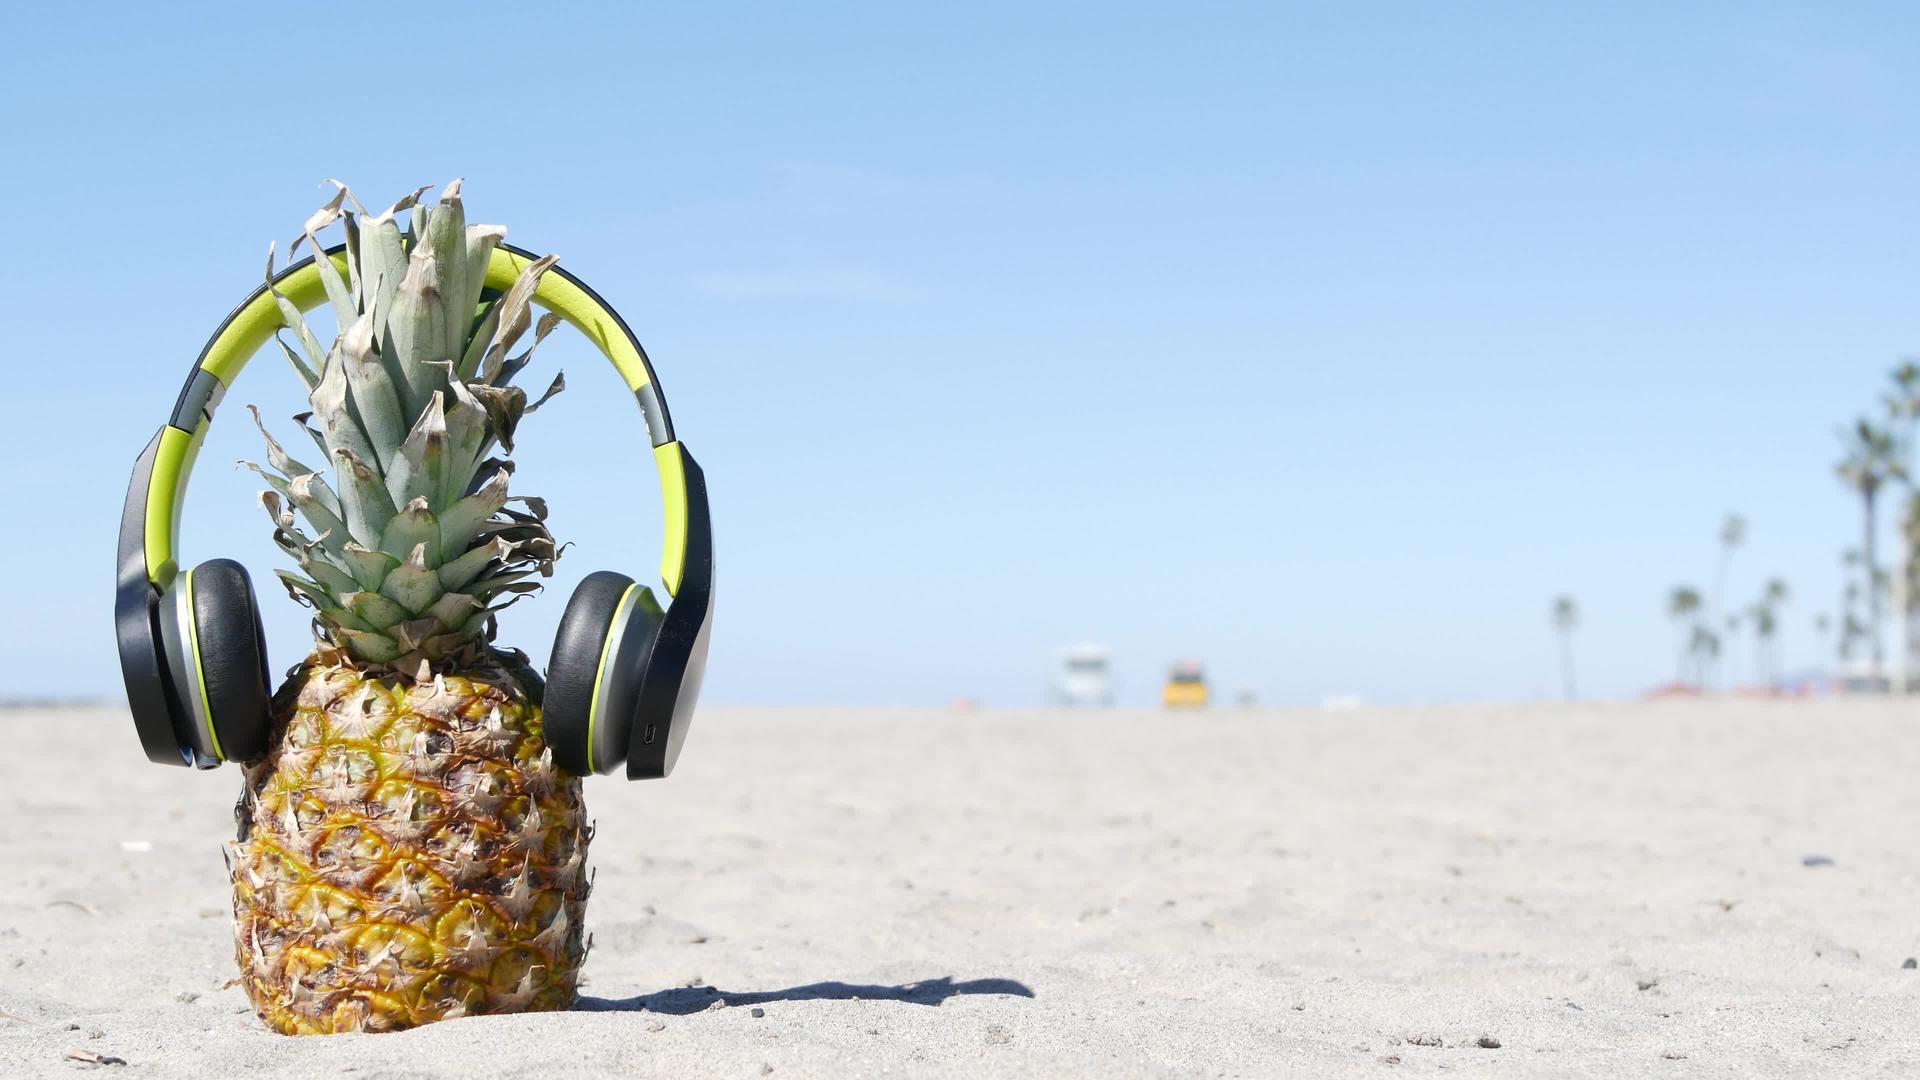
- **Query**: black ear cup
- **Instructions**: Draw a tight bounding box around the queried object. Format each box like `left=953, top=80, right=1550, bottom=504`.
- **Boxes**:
left=625, top=584, right=711, bottom=780
left=626, top=448, right=714, bottom=780
left=187, top=559, right=273, bottom=762
left=625, top=588, right=718, bottom=772
left=625, top=449, right=718, bottom=776
left=544, top=570, right=666, bottom=776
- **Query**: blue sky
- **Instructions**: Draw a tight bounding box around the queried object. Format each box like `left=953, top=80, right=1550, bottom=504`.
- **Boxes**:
left=2, top=3, right=1915, bottom=706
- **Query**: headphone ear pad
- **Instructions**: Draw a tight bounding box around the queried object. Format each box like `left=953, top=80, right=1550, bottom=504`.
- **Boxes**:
left=544, top=571, right=663, bottom=777
left=188, top=558, right=272, bottom=762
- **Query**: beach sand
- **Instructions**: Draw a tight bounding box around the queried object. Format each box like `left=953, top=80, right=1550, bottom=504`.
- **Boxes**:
left=0, top=700, right=1915, bottom=1077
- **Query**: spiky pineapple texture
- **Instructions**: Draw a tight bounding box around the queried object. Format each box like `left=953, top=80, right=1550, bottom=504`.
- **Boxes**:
left=231, top=662, right=590, bottom=1034
left=247, top=180, right=566, bottom=675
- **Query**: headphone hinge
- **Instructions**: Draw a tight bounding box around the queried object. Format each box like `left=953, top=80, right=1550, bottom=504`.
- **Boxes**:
left=168, top=369, right=227, bottom=431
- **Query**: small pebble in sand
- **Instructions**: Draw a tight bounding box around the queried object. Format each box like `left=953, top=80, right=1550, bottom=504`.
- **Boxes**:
left=1477, top=1037, right=1502, bottom=1049
left=760, top=1066, right=774, bottom=1076
left=174, top=991, right=198, bottom=1004
left=1902, top=958, right=1917, bottom=970
left=1406, top=1034, right=1442, bottom=1047
left=1801, top=855, right=1835, bottom=868
left=1637, top=978, right=1659, bottom=991
left=645, top=1021, right=666, bottom=1033
left=750, top=1007, right=766, bottom=1018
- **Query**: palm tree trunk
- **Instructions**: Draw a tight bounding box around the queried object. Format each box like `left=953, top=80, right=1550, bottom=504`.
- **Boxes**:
left=1867, top=489, right=1883, bottom=674
left=1559, top=630, right=1576, bottom=701
left=1896, top=542, right=1910, bottom=693
left=1712, top=553, right=1730, bottom=689
left=1839, top=584, right=1850, bottom=664
left=1902, top=433, right=1916, bottom=694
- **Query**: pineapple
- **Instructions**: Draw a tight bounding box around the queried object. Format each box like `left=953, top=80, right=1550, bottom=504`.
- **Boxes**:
left=227, top=181, right=589, bottom=1035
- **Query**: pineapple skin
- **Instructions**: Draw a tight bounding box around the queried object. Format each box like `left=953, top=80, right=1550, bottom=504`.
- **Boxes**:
left=230, top=650, right=589, bottom=1035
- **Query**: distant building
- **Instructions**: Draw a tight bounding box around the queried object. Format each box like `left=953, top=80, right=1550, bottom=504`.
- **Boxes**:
left=1053, top=645, right=1114, bottom=707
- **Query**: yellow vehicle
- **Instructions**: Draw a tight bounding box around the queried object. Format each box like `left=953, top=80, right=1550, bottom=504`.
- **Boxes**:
left=1161, top=661, right=1208, bottom=709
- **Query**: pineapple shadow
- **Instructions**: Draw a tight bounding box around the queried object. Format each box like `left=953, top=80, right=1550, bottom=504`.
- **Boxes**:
left=576, top=976, right=1035, bottom=1015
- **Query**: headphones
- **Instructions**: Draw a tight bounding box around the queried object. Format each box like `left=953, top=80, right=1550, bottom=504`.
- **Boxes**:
left=115, top=244, right=714, bottom=780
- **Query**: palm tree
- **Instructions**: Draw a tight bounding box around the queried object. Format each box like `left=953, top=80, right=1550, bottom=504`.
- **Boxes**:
left=1749, top=604, right=1778, bottom=687
left=1898, top=484, right=1920, bottom=690
left=1688, top=623, right=1720, bottom=683
left=1843, top=612, right=1868, bottom=661
left=1835, top=420, right=1902, bottom=678
left=1550, top=596, right=1578, bottom=701
left=1883, top=362, right=1920, bottom=691
left=1881, top=360, right=1920, bottom=449
left=1838, top=550, right=1862, bottom=663
left=1714, top=514, right=1746, bottom=605
left=1668, top=585, right=1703, bottom=684
left=1711, top=513, right=1746, bottom=688
left=1886, top=360, right=1920, bottom=407
left=1724, top=612, right=1742, bottom=687
left=1749, top=578, right=1788, bottom=688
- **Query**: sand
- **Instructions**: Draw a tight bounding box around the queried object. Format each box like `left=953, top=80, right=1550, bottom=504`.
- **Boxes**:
left=0, top=700, right=1916, bottom=1077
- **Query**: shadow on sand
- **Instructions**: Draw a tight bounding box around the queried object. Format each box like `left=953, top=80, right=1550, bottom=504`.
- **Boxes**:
left=578, top=976, right=1035, bottom=1015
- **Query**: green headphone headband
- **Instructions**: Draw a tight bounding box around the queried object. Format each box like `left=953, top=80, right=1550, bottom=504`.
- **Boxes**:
left=143, top=246, right=693, bottom=596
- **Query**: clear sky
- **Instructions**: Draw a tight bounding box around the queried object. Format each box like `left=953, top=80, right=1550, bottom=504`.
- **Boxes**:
left=2, top=2, right=1915, bottom=706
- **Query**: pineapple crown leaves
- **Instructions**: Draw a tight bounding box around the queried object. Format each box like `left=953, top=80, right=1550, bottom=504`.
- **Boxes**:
left=243, top=181, right=567, bottom=673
